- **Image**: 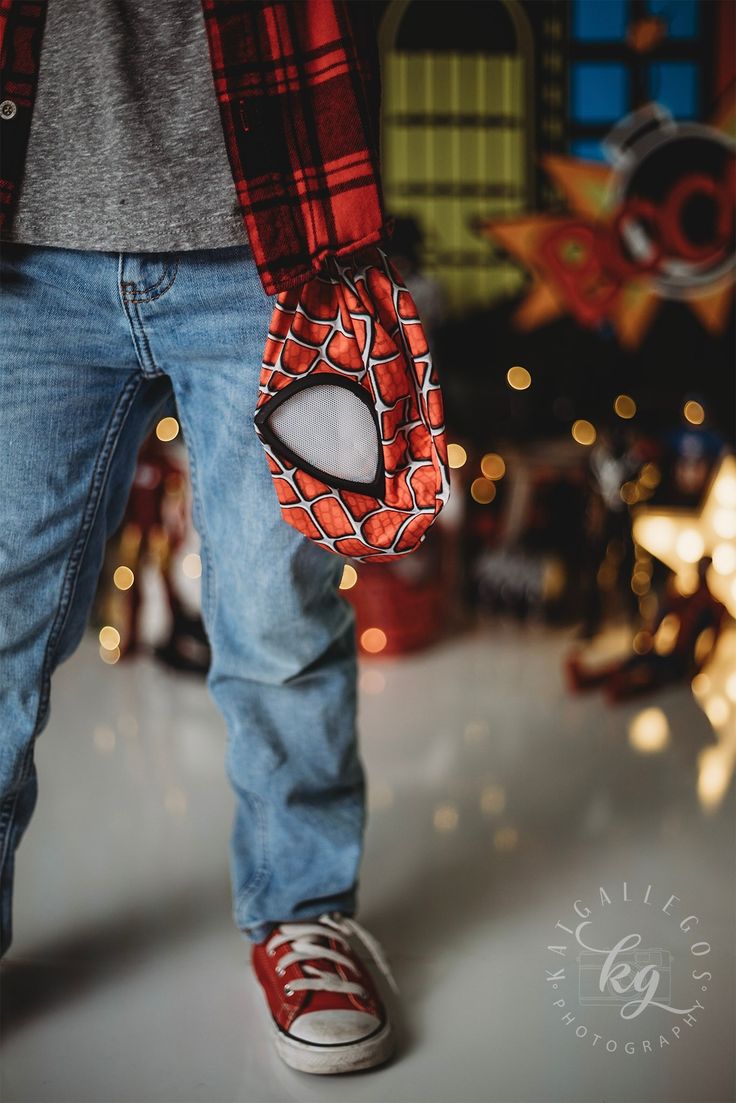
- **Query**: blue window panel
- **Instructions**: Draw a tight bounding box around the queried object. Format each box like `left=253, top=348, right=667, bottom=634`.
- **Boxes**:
left=570, top=139, right=608, bottom=163
left=571, top=63, right=630, bottom=124
left=644, top=0, right=698, bottom=39
left=572, top=0, right=628, bottom=41
left=648, top=62, right=699, bottom=119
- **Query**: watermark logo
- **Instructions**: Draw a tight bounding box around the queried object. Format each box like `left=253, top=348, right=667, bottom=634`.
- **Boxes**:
left=545, top=881, right=712, bottom=1055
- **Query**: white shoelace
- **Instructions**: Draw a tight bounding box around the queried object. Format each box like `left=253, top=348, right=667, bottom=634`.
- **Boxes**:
left=265, top=912, right=399, bottom=997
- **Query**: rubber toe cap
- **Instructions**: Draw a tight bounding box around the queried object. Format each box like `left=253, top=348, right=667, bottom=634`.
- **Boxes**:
left=289, top=1009, right=380, bottom=1044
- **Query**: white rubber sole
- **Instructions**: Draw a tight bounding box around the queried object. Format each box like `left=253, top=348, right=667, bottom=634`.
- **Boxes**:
left=272, top=1017, right=395, bottom=1075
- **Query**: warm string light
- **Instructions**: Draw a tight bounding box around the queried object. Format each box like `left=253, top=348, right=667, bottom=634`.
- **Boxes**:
left=339, top=563, right=358, bottom=590
left=447, top=447, right=509, bottom=505
left=182, top=553, right=202, bottom=579
left=571, top=419, right=596, bottom=446
left=493, top=825, right=519, bottom=852
left=632, top=544, right=652, bottom=595
left=471, top=478, right=496, bottom=504
left=480, top=453, right=506, bottom=480
left=447, top=443, right=467, bottom=469
left=156, top=416, right=180, bottom=441
left=433, top=803, right=459, bottom=832
left=113, top=565, right=134, bottom=591
left=628, top=708, right=670, bottom=753
left=360, top=627, right=387, bottom=654
left=620, top=481, right=639, bottom=505
left=632, top=629, right=652, bottom=655
left=99, top=626, right=120, bottom=650
left=640, top=463, right=661, bottom=490
left=614, top=394, right=636, bottom=419
left=507, top=365, right=531, bottom=390
left=98, top=625, right=121, bottom=664
left=683, top=400, right=705, bottom=426
left=480, top=784, right=506, bottom=816
left=653, top=613, right=679, bottom=655
left=639, top=591, right=658, bottom=621
left=622, top=463, right=661, bottom=506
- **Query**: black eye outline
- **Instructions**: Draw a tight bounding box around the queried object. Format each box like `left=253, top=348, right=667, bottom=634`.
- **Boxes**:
left=254, top=374, right=386, bottom=498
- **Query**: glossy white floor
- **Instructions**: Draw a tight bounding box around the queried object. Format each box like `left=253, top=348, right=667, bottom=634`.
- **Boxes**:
left=1, top=624, right=733, bottom=1103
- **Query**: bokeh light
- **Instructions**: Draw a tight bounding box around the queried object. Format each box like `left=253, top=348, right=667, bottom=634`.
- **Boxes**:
left=480, top=452, right=506, bottom=480
left=339, top=563, right=358, bottom=590
left=447, top=443, right=467, bottom=469
left=182, top=553, right=202, bottom=579
left=156, top=416, right=180, bottom=442
left=493, top=825, right=519, bottom=852
left=713, top=509, right=736, bottom=540
left=470, top=477, right=496, bottom=504
left=93, top=725, right=116, bottom=753
left=683, top=400, right=704, bottom=425
left=620, top=481, right=639, bottom=505
left=99, top=625, right=121, bottom=651
left=361, top=627, right=387, bottom=654
left=675, top=529, right=705, bottom=563
left=480, top=784, right=506, bottom=816
left=113, top=566, right=134, bottom=591
left=628, top=708, right=670, bottom=753
left=639, top=463, right=661, bottom=489
left=433, top=803, right=459, bottom=832
left=359, top=669, right=386, bottom=694
left=715, top=475, right=736, bottom=508
left=614, top=394, right=636, bottom=419
left=571, top=419, right=596, bottom=446
left=507, top=366, right=531, bottom=390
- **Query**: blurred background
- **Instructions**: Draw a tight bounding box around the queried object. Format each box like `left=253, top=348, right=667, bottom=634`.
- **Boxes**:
left=3, top=2, right=735, bottom=1102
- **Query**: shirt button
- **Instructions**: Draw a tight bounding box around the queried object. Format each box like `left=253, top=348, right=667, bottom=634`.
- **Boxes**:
left=0, top=99, right=17, bottom=120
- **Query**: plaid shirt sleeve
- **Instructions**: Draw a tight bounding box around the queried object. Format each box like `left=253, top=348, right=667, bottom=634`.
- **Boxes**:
left=0, top=0, right=47, bottom=222
left=0, top=0, right=391, bottom=296
left=202, top=0, right=391, bottom=294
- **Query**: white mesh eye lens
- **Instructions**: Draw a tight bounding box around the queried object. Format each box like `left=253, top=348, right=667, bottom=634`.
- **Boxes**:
left=266, top=383, right=380, bottom=484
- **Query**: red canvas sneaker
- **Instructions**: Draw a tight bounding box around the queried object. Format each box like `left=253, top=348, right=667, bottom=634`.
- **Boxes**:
left=251, top=912, right=397, bottom=1074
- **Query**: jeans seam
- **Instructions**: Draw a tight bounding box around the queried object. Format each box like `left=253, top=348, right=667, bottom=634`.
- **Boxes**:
left=117, top=255, right=173, bottom=377
left=0, top=747, right=34, bottom=878
left=130, top=303, right=165, bottom=376
left=120, top=257, right=179, bottom=302
left=176, top=411, right=217, bottom=633
left=29, top=373, right=146, bottom=743
left=174, top=411, right=270, bottom=924
left=234, top=790, right=270, bottom=915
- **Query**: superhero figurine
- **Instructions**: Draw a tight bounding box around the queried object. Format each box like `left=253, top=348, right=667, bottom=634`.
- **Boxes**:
left=566, top=557, right=727, bottom=704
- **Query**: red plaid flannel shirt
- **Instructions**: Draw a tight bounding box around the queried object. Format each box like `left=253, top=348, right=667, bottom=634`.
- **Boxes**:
left=0, top=0, right=390, bottom=295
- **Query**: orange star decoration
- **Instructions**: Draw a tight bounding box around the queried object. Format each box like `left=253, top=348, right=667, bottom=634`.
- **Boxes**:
left=479, top=111, right=735, bottom=349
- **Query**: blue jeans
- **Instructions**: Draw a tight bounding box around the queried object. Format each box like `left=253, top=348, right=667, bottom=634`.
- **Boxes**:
left=0, top=242, right=365, bottom=953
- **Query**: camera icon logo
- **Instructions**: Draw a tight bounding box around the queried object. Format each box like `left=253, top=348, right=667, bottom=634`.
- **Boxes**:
left=578, top=948, right=672, bottom=1006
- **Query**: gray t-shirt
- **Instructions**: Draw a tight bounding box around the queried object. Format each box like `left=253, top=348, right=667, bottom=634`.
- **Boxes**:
left=1, top=0, right=250, bottom=252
